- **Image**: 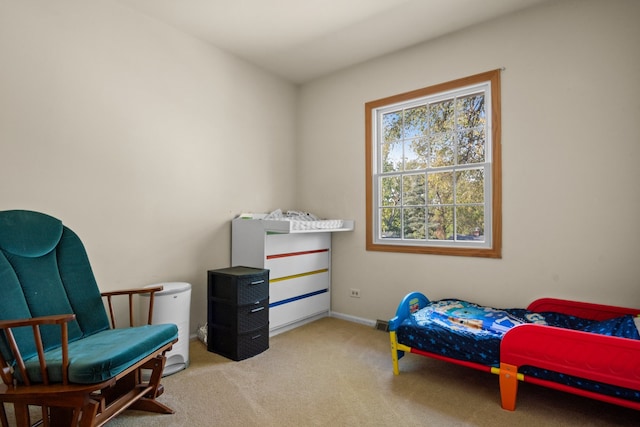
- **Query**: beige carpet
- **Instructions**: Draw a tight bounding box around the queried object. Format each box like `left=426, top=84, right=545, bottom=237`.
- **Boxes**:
left=6, top=317, right=638, bottom=426
left=109, top=317, right=638, bottom=426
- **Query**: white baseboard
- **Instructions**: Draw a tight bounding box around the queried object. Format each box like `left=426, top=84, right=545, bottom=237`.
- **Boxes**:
left=269, top=312, right=328, bottom=337
left=191, top=311, right=380, bottom=342
left=329, top=311, right=377, bottom=327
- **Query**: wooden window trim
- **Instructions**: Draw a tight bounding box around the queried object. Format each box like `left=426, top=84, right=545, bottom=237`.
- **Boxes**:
left=365, top=69, right=502, bottom=258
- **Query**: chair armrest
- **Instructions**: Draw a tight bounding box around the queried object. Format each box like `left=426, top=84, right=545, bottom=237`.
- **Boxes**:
left=100, top=286, right=163, bottom=297
left=101, top=286, right=164, bottom=328
left=0, top=313, right=76, bottom=329
left=0, top=313, right=76, bottom=387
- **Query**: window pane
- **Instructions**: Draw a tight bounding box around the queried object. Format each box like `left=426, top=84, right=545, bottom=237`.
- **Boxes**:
left=456, top=94, right=485, bottom=129
left=428, top=205, right=453, bottom=240
left=403, top=208, right=426, bottom=239
left=455, top=169, right=484, bottom=204
left=403, top=106, right=427, bottom=138
left=403, top=173, right=426, bottom=206
left=380, top=207, right=401, bottom=238
left=429, top=132, right=455, bottom=167
left=382, top=111, right=402, bottom=142
left=456, top=206, right=484, bottom=241
left=429, top=99, right=454, bottom=133
left=381, top=140, right=402, bottom=172
left=458, top=129, right=485, bottom=164
left=381, top=175, right=401, bottom=206
left=428, top=171, right=453, bottom=205
left=404, top=137, right=428, bottom=171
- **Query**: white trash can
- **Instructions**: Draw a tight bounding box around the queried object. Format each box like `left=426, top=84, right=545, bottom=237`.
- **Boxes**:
left=141, top=282, right=191, bottom=376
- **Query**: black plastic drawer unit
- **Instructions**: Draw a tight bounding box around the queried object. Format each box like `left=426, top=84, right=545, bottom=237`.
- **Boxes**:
left=207, top=266, right=269, bottom=360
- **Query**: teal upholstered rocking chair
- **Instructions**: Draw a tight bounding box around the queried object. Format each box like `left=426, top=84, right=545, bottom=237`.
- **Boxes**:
left=0, top=210, right=178, bottom=427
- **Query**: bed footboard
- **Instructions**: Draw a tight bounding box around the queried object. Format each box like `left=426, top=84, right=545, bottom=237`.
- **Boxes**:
left=527, top=298, right=639, bottom=320
left=500, top=323, right=640, bottom=410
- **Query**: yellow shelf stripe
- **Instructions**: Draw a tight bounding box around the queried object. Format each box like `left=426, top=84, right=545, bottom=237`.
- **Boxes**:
left=270, top=269, right=329, bottom=283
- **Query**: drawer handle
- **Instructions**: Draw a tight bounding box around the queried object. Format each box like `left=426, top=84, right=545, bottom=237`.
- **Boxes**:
left=251, top=334, right=262, bottom=340
left=250, top=280, right=265, bottom=285
left=250, top=306, right=265, bottom=313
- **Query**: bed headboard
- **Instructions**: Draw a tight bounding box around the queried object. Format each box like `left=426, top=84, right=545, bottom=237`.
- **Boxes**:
left=388, top=292, right=430, bottom=331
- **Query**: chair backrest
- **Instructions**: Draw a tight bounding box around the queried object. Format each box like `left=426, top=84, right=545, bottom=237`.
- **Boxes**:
left=0, top=210, right=111, bottom=363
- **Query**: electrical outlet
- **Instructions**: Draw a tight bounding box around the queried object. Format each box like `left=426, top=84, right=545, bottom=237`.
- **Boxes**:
left=350, top=288, right=360, bottom=298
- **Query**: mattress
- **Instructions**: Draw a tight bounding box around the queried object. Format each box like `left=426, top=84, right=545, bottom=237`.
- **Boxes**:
left=395, top=299, right=640, bottom=402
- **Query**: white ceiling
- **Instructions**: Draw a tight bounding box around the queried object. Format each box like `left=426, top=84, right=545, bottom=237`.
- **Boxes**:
left=117, top=0, right=551, bottom=83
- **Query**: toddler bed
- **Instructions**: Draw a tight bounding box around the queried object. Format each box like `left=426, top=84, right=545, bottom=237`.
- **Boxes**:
left=389, top=292, right=640, bottom=411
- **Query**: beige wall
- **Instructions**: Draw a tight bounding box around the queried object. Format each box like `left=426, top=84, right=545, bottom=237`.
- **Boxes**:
left=2, top=0, right=639, bottom=332
left=0, top=1, right=297, bottom=331
left=298, top=0, right=640, bottom=322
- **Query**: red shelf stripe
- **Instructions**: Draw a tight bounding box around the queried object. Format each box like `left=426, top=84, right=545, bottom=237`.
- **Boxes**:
left=267, top=249, right=329, bottom=259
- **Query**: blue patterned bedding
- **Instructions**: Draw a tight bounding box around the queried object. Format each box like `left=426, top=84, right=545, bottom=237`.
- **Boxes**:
left=395, top=299, right=640, bottom=402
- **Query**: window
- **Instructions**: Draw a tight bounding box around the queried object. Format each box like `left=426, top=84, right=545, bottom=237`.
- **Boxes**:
left=365, top=70, right=501, bottom=258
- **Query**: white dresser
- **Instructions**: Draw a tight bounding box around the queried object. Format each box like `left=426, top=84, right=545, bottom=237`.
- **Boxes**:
left=231, top=215, right=354, bottom=335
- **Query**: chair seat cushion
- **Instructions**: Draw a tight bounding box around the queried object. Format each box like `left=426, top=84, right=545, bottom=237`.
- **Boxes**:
left=23, top=324, right=178, bottom=384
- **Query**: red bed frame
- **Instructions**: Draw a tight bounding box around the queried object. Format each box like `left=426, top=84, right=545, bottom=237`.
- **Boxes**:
left=389, top=292, right=640, bottom=411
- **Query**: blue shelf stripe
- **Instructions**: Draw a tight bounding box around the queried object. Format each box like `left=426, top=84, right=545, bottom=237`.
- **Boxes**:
left=269, top=289, right=328, bottom=308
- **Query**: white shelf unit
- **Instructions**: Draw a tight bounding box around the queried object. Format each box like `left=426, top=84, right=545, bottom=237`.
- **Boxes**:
left=231, top=216, right=354, bottom=335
